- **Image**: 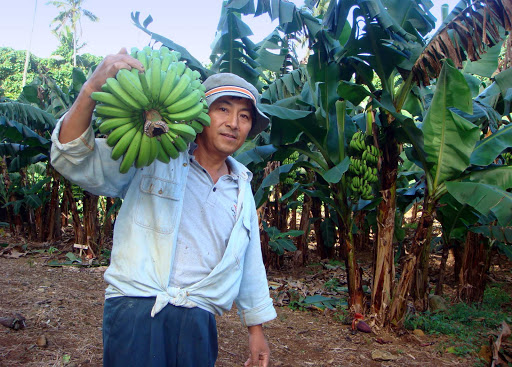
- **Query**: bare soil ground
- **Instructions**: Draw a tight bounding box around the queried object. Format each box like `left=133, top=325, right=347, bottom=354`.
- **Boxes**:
left=0, top=235, right=478, bottom=367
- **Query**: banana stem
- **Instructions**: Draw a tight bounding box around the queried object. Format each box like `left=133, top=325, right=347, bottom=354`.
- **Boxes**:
left=144, top=109, right=169, bottom=137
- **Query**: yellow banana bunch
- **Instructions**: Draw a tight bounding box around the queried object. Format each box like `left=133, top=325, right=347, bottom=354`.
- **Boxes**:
left=92, top=46, right=210, bottom=173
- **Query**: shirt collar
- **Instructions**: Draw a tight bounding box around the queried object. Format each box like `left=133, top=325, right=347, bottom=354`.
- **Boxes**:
left=188, top=143, right=252, bottom=181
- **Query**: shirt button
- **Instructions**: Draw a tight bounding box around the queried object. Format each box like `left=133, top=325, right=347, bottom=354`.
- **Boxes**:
left=183, top=163, right=188, bottom=167
left=213, top=187, right=217, bottom=192
left=158, top=189, right=163, bottom=194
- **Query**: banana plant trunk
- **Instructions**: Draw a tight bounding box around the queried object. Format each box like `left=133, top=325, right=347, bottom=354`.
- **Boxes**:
left=46, top=166, right=62, bottom=241
left=83, top=192, right=100, bottom=257
left=337, top=208, right=364, bottom=313
left=389, top=199, right=436, bottom=325
left=458, top=231, right=493, bottom=303
left=344, top=229, right=364, bottom=313
left=371, top=129, right=399, bottom=324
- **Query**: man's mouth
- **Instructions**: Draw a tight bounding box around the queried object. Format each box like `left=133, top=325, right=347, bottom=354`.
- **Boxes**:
left=220, top=132, right=237, bottom=139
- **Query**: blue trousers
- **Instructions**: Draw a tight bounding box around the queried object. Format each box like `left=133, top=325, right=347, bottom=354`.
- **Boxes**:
left=103, top=297, right=218, bottom=367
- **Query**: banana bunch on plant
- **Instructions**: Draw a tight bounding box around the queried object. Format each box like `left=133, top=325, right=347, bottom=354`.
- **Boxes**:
left=503, top=151, right=512, bottom=165
left=347, top=131, right=380, bottom=201
left=91, top=46, right=210, bottom=173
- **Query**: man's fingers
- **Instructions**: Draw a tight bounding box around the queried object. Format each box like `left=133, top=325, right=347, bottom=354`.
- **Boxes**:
left=124, top=57, right=145, bottom=73
left=118, top=47, right=128, bottom=55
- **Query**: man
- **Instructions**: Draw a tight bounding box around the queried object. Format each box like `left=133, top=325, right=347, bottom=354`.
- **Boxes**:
left=50, top=48, right=276, bottom=367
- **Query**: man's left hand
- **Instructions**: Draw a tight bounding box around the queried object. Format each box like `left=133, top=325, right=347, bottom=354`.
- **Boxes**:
left=244, top=324, right=270, bottom=367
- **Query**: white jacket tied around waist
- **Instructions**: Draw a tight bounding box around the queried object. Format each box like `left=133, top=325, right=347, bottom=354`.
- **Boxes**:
left=50, top=119, right=276, bottom=327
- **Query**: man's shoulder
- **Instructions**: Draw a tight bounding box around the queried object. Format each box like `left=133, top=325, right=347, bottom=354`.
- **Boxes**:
left=227, top=156, right=253, bottom=181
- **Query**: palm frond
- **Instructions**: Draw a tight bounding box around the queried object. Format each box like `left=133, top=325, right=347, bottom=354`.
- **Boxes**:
left=412, top=0, right=512, bottom=85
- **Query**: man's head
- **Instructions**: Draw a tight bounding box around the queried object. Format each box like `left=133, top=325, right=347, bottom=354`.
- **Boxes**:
left=202, top=73, right=269, bottom=138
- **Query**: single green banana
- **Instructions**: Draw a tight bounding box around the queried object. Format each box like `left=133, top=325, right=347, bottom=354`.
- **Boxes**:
left=166, top=102, right=203, bottom=122
left=159, top=133, right=180, bottom=159
left=195, top=112, right=211, bottom=126
left=116, top=69, right=150, bottom=108
left=167, top=123, right=197, bottom=143
left=111, top=123, right=140, bottom=161
left=174, top=61, right=186, bottom=77
left=145, top=68, right=153, bottom=91
left=166, top=131, right=188, bottom=152
left=162, top=74, right=191, bottom=107
left=151, top=57, right=162, bottom=103
left=130, top=47, right=139, bottom=58
left=166, top=90, right=202, bottom=114
left=146, top=136, right=159, bottom=166
left=187, top=120, right=204, bottom=134
left=156, top=139, right=171, bottom=163
left=159, top=66, right=178, bottom=104
left=106, top=121, right=138, bottom=147
left=96, top=104, right=134, bottom=118
left=91, top=91, right=132, bottom=110
left=105, top=77, right=142, bottom=110
left=98, top=117, right=133, bottom=134
left=161, top=53, right=173, bottom=71
left=151, top=49, right=160, bottom=60
left=191, top=70, right=201, bottom=80
left=170, top=51, right=182, bottom=61
left=139, top=71, right=151, bottom=104
left=159, top=46, right=170, bottom=57
left=119, top=129, right=143, bottom=174
left=136, top=50, right=148, bottom=70
left=135, top=133, right=152, bottom=168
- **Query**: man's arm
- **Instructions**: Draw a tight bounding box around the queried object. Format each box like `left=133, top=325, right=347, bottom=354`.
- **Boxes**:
left=58, top=48, right=144, bottom=144
left=245, top=324, right=270, bottom=367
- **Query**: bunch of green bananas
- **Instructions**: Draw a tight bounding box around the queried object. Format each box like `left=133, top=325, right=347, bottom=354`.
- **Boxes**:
left=91, top=46, right=211, bottom=173
left=349, top=131, right=367, bottom=153
left=347, top=132, right=381, bottom=201
left=503, top=152, right=512, bottom=165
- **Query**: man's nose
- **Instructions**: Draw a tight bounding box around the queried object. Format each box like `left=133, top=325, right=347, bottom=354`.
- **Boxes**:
left=226, top=114, right=239, bottom=129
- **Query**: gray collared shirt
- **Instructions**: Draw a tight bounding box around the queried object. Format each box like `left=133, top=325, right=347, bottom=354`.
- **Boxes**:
left=170, top=151, right=240, bottom=288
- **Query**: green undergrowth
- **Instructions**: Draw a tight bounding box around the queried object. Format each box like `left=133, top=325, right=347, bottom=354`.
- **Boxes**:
left=404, top=283, right=512, bottom=360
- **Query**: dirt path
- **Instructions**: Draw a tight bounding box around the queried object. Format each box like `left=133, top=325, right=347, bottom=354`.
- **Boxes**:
left=0, top=253, right=471, bottom=366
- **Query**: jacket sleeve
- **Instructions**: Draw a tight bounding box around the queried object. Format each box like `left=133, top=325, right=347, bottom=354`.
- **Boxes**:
left=50, top=117, right=136, bottom=198
left=234, top=190, right=277, bottom=327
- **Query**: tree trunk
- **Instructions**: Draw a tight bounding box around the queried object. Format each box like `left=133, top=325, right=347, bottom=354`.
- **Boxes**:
left=311, top=196, right=326, bottom=258
left=295, top=196, right=311, bottom=266
left=343, top=228, right=364, bottom=313
left=388, top=200, right=435, bottom=325
left=83, top=191, right=99, bottom=257
left=372, top=186, right=397, bottom=323
left=46, top=167, right=62, bottom=241
left=353, top=211, right=369, bottom=251
left=452, top=245, right=464, bottom=284
left=371, top=124, right=399, bottom=324
left=458, top=231, right=492, bottom=303
left=101, top=197, right=114, bottom=247
left=435, top=238, right=451, bottom=296
left=65, top=181, right=84, bottom=245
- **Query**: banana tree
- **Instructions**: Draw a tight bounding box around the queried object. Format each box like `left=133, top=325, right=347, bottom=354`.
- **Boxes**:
left=387, top=60, right=512, bottom=324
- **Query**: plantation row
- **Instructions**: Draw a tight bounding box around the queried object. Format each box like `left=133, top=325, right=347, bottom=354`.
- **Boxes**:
left=0, top=0, right=511, bottom=330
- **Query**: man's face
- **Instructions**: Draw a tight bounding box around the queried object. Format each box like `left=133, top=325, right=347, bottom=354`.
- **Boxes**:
left=196, top=96, right=253, bottom=158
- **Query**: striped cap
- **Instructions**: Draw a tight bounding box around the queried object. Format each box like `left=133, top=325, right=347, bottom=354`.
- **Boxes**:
left=203, top=73, right=269, bottom=138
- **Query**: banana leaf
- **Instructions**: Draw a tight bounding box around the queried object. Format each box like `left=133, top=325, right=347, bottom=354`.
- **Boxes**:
left=446, top=181, right=512, bottom=227
left=422, top=60, right=479, bottom=190
left=471, top=226, right=512, bottom=244
left=321, top=156, right=350, bottom=183
left=467, top=166, right=512, bottom=190
left=470, top=125, right=512, bottom=166
left=130, top=12, right=207, bottom=74
left=0, top=102, right=56, bottom=132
